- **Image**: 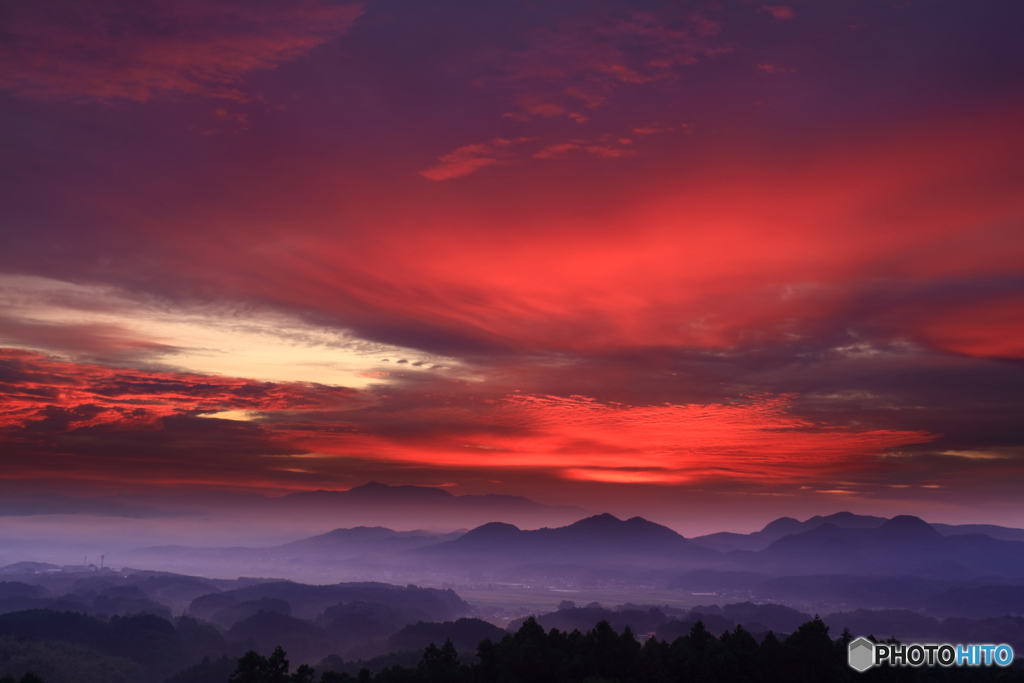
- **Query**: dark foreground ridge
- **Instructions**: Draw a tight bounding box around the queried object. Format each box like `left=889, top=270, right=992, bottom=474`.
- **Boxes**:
left=229, top=616, right=1024, bottom=683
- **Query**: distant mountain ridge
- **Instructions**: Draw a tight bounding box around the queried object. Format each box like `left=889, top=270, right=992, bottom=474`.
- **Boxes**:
left=280, top=482, right=584, bottom=513
left=117, top=508, right=1024, bottom=584
left=931, top=522, right=1024, bottom=543
left=415, top=513, right=719, bottom=565
left=276, top=526, right=464, bottom=552
left=761, top=511, right=890, bottom=537
left=754, top=515, right=1024, bottom=578
left=411, top=511, right=1024, bottom=578
left=95, top=482, right=591, bottom=535
left=133, top=525, right=465, bottom=573
left=270, top=482, right=588, bottom=531
left=690, top=511, right=1024, bottom=553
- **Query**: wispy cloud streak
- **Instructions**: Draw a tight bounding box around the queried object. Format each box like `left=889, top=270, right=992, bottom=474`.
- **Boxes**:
left=0, top=0, right=362, bottom=102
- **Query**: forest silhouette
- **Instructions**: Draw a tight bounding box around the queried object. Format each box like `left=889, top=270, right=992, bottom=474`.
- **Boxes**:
left=226, top=616, right=1024, bottom=683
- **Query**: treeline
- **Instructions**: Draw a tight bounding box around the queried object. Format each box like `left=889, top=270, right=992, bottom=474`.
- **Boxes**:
left=506, top=601, right=1024, bottom=653
left=0, top=674, right=45, bottom=683
left=0, top=580, right=474, bottom=682
left=0, top=610, right=228, bottom=683
left=233, top=617, right=1024, bottom=683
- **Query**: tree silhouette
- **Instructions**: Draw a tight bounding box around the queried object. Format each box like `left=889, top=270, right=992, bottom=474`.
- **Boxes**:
left=229, top=645, right=312, bottom=683
left=232, top=617, right=1024, bottom=683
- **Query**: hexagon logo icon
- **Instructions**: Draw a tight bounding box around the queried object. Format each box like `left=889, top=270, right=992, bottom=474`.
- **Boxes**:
left=848, top=637, right=875, bottom=672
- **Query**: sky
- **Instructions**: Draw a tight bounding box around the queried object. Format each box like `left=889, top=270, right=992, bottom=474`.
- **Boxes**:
left=2, top=0, right=1024, bottom=537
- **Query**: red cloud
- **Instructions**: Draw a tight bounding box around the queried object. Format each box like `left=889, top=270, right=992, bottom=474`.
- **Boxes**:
left=0, top=349, right=359, bottom=431
left=907, top=293, right=1024, bottom=360
left=584, top=145, right=634, bottom=158
left=532, top=143, right=581, bottom=159
left=287, top=393, right=935, bottom=485
left=492, top=7, right=727, bottom=120
left=0, top=350, right=936, bottom=492
left=762, top=5, right=796, bottom=20
left=420, top=143, right=503, bottom=181
left=757, top=63, right=796, bottom=74
left=0, top=0, right=362, bottom=102
left=197, top=106, right=1021, bottom=360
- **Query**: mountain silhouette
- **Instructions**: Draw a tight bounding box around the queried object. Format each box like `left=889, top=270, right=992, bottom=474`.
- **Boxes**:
left=759, top=516, right=804, bottom=538
left=755, top=516, right=1024, bottom=577
left=692, top=511, right=890, bottom=552
left=931, top=523, right=1024, bottom=542
left=876, top=515, right=944, bottom=543
left=271, top=482, right=587, bottom=530
left=416, top=513, right=719, bottom=565
left=276, top=526, right=462, bottom=553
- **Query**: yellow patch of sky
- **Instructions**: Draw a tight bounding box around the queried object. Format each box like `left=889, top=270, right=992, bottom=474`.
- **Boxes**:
left=200, top=409, right=258, bottom=421
left=940, top=449, right=1013, bottom=460
left=0, top=274, right=461, bottom=390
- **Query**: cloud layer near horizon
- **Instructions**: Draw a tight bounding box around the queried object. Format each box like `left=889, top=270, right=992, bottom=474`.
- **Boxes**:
left=3, top=347, right=1016, bottom=509
left=2, top=0, right=1024, bottom=524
